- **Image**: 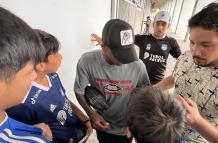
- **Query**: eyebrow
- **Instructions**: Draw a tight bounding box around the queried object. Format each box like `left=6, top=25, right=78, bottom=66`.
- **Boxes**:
left=189, top=38, right=211, bottom=44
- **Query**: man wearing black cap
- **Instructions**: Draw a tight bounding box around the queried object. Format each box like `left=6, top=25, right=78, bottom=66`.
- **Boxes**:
left=74, top=19, right=150, bottom=143
left=92, top=11, right=181, bottom=85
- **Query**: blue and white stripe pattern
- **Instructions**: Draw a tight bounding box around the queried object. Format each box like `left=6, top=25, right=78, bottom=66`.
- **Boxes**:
left=0, top=114, right=51, bottom=143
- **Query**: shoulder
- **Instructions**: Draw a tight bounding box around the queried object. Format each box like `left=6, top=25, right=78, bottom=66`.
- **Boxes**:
left=48, top=72, right=58, bottom=79
left=78, top=49, right=102, bottom=65
left=166, top=36, right=178, bottom=43
left=135, top=34, right=152, bottom=39
left=80, top=49, right=101, bottom=60
left=179, top=51, right=192, bottom=60
left=5, top=117, right=50, bottom=143
left=128, top=59, right=146, bottom=70
left=47, top=72, right=60, bottom=82
left=174, top=51, right=192, bottom=71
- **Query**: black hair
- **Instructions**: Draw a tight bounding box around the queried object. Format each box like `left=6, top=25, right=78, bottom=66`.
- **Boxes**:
left=188, top=2, right=218, bottom=33
left=34, top=29, right=60, bottom=62
left=0, top=7, right=45, bottom=79
left=127, top=87, right=185, bottom=143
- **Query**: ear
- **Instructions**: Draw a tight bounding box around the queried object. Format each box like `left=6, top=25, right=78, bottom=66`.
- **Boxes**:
left=127, top=127, right=132, bottom=138
left=35, top=63, right=46, bottom=72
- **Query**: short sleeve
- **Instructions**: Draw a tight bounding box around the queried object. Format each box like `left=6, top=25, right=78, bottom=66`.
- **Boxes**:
left=74, top=55, right=91, bottom=95
left=136, top=60, right=151, bottom=87
left=169, top=38, right=181, bottom=58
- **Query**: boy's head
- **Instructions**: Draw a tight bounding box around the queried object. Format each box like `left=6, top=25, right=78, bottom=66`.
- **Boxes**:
left=101, top=19, right=138, bottom=65
left=34, top=29, right=62, bottom=73
left=153, top=11, right=170, bottom=39
left=188, top=2, right=218, bottom=67
left=0, top=7, right=45, bottom=108
left=127, top=87, right=185, bottom=143
left=34, top=29, right=60, bottom=62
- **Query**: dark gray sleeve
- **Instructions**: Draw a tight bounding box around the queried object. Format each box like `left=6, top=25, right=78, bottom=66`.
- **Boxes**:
left=136, top=60, right=151, bottom=87
left=74, top=55, right=90, bottom=95
left=134, top=34, right=141, bottom=48
left=169, top=38, right=181, bottom=58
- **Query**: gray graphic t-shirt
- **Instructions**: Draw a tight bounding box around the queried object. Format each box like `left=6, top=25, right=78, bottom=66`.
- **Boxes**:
left=74, top=50, right=150, bottom=136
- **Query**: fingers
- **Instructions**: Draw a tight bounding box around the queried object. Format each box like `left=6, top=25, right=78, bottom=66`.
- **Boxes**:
left=99, top=119, right=110, bottom=129
left=90, top=33, right=102, bottom=46
left=34, top=123, right=53, bottom=140
left=184, top=97, right=194, bottom=105
left=86, top=127, right=93, bottom=136
left=177, top=96, right=191, bottom=111
left=177, top=96, right=194, bottom=115
left=69, top=138, right=73, bottom=143
left=177, top=96, right=199, bottom=113
left=93, top=119, right=109, bottom=131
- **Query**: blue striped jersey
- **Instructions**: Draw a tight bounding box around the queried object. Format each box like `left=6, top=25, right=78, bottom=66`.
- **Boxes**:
left=0, top=114, right=52, bottom=143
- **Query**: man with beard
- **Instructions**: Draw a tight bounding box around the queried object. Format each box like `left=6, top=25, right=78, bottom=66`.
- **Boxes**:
left=154, top=2, right=218, bottom=143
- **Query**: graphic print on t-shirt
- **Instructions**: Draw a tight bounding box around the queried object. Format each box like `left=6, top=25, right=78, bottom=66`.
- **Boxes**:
left=95, top=78, right=134, bottom=96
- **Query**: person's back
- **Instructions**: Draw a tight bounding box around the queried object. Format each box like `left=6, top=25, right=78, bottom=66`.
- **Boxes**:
left=127, top=87, right=185, bottom=143
left=0, top=7, right=52, bottom=143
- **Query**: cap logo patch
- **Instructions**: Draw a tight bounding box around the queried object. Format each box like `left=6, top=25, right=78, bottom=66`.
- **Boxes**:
left=120, top=29, right=133, bottom=46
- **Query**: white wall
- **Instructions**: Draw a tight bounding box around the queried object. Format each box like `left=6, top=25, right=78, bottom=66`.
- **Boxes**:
left=0, top=0, right=111, bottom=107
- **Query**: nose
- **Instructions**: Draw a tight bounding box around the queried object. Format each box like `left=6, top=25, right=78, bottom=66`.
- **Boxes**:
left=191, top=44, right=202, bottom=57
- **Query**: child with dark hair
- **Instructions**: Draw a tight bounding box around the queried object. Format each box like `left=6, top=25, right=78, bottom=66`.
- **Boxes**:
left=0, top=7, right=53, bottom=143
left=127, top=87, right=185, bottom=143
left=7, top=29, right=92, bottom=143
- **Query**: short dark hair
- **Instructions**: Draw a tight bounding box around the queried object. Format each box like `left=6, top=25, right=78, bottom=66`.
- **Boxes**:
left=127, top=87, right=185, bottom=143
left=188, top=2, right=218, bottom=33
left=0, top=7, right=45, bottom=79
left=34, top=29, right=60, bottom=62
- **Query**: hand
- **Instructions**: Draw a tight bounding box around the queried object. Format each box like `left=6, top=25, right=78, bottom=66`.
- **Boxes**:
left=91, top=33, right=102, bottom=46
left=85, top=121, right=93, bottom=136
left=89, top=112, right=109, bottom=131
left=68, top=138, right=74, bottom=143
left=34, top=123, right=53, bottom=140
left=177, top=96, right=202, bottom=127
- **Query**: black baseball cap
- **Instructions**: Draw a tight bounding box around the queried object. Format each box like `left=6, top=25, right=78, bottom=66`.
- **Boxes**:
left=102, top=19, right=138, bottom=64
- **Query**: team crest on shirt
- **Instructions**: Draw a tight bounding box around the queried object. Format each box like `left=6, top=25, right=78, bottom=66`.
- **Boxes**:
left=57, top=110, right=67, bottom=125
left=146, top=43, right=151, bottom=50
left=161, top=44, right=167, bottom=51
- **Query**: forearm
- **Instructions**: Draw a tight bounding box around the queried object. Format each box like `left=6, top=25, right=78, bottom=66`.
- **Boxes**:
left=192, top=116, right=218, bottom=143
left=153, top=75, right=175, bottom=90
left=69, top=101, right=89, bottom=122
left=75, top=93, right=95, bottom=118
